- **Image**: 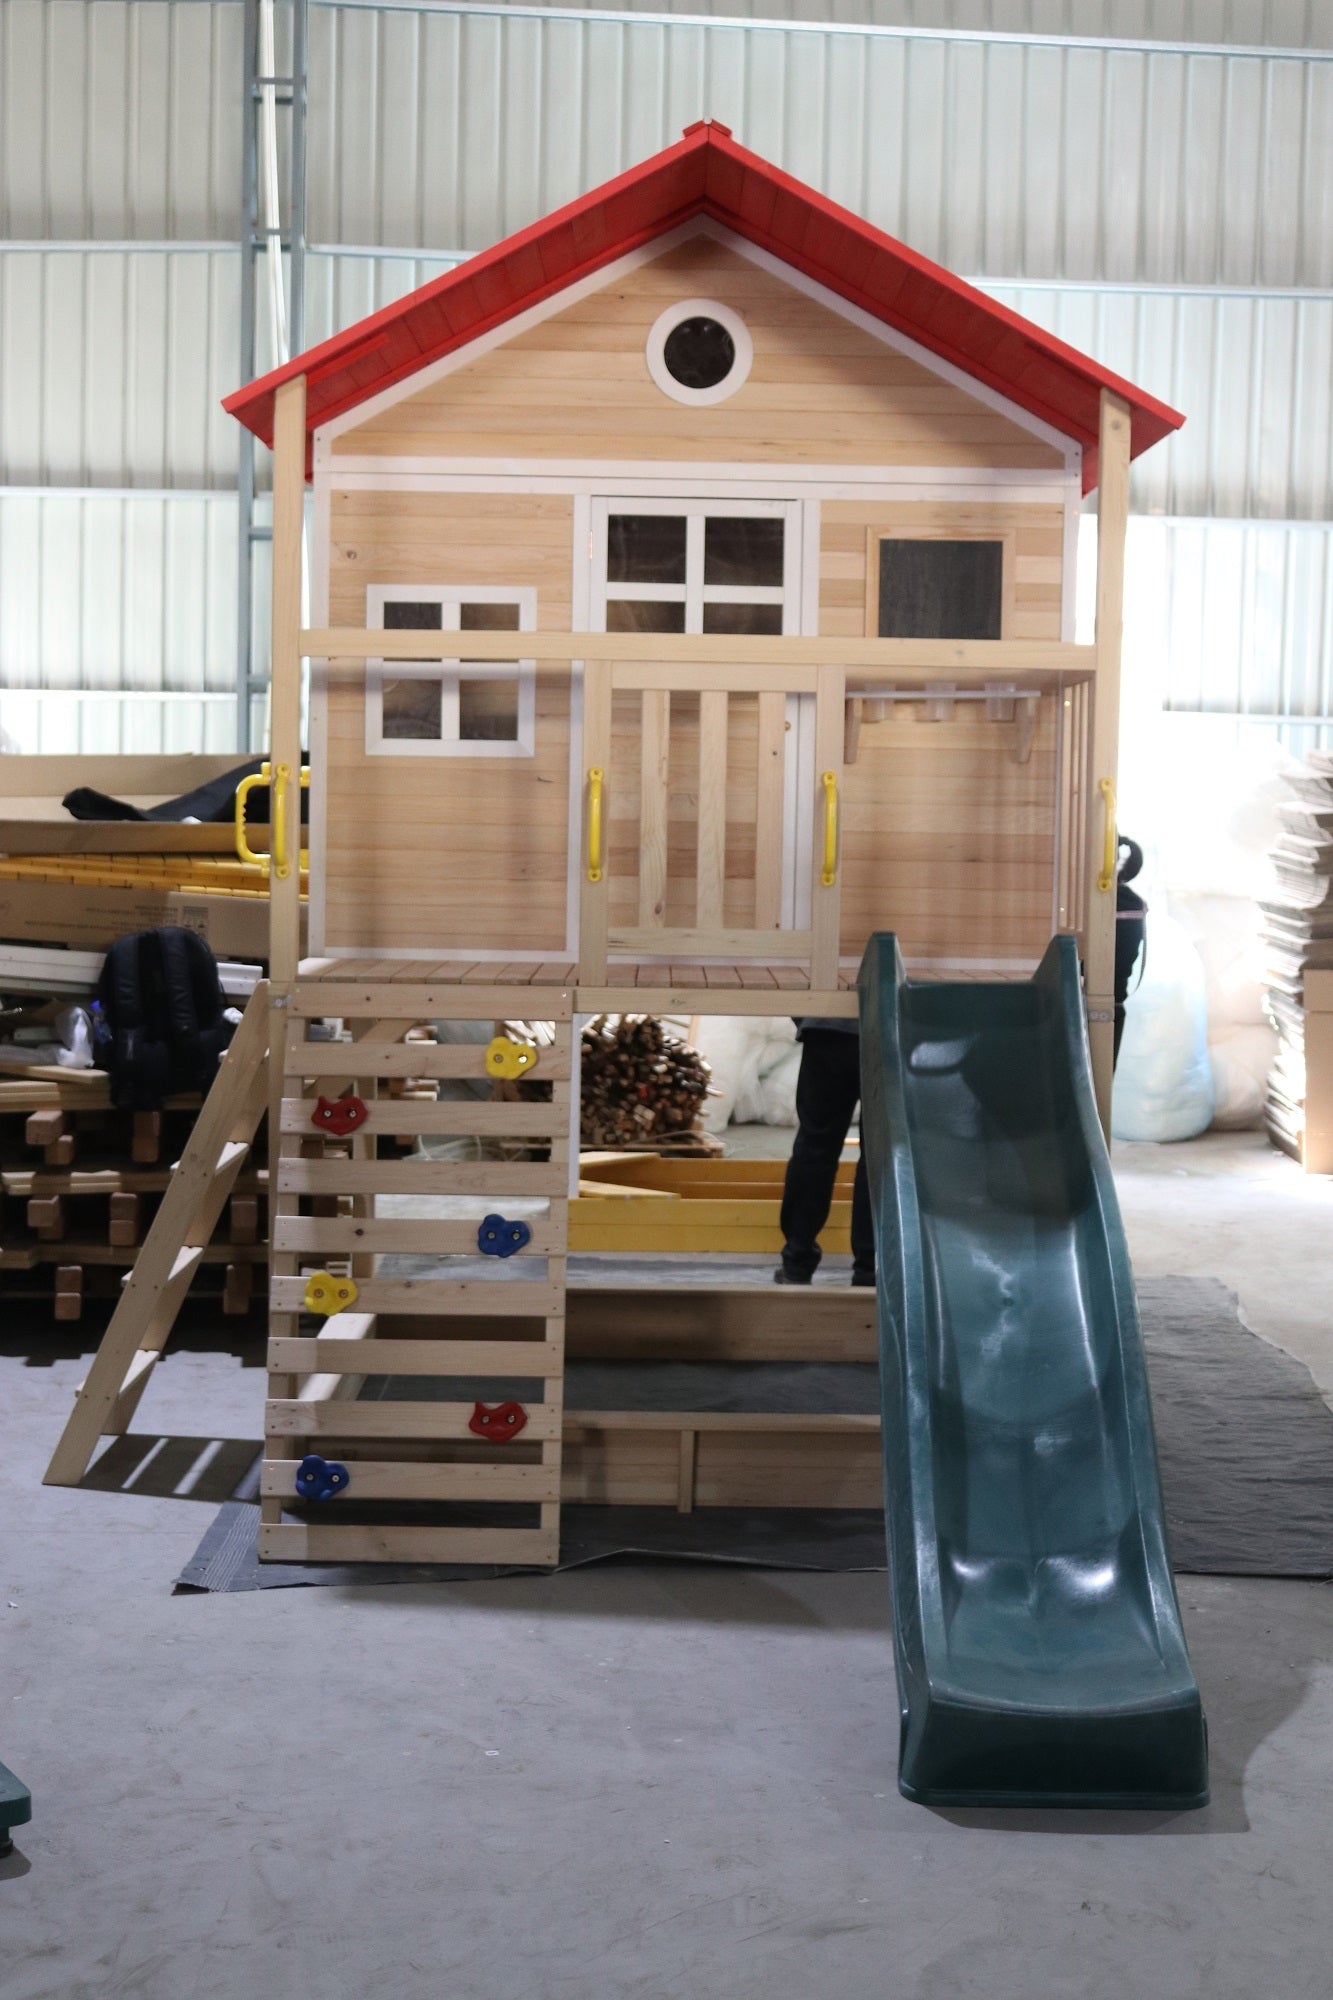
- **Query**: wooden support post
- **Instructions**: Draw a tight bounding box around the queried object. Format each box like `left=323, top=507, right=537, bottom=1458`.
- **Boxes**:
left=267, top=373, right=307, bottom=1204
left=54, top=1266, right=83, bottom=1323
left=1087, top=388, right=1131, bottom=1139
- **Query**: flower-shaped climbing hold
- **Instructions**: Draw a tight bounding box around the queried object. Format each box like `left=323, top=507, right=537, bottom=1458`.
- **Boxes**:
left=468, top=1401, right=529, bottom=1442
left=295, top=1453, right=350, bottom=1502
left=485, top=1035, right=538, bottom=1081
left=311, top=1093, right=368, bottom=1137
left=477, top=1214, right=533, bottom=1259
left=303, top=1270, right=359, bottom=1316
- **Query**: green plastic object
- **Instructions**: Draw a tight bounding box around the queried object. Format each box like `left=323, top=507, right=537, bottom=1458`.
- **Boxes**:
left=0, top=1759, right=31, bottom=1854
left=859, top=933, right=1209, bottom=1810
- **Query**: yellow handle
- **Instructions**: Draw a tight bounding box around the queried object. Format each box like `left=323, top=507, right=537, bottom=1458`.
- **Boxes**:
left=820, top=770, right=839, bottom=888
left=587, top=766, right=604, bottom=884
left=271, top=763, right=311, bottom=882
left=234, top=764, right=271, bottom=875
left=1097, top=777, right=1117, bottom=893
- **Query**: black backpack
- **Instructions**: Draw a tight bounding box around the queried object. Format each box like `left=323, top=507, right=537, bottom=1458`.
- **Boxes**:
left=94, top=928, right=236, bottom=1110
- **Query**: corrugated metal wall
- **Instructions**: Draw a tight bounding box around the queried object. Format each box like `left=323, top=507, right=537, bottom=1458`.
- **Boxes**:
left=1, top=0, right=1330, bottom=752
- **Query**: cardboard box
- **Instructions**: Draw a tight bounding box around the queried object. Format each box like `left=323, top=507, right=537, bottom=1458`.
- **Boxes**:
left=1303, top=970, right=1333, bottom=1175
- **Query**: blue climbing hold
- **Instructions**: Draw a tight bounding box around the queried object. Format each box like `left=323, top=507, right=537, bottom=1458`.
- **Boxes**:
left=477, top=1213, right=532, bottom=1259
left=295, top=1453, right=350, bottom=1502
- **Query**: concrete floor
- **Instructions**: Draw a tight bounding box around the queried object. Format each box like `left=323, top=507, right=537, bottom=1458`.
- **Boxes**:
left=2, top=1130, right=1331, bottom=1999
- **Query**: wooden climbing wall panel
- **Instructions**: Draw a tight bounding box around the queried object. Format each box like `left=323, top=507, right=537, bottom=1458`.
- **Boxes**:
left=261, top=981, right=573, bottom=1565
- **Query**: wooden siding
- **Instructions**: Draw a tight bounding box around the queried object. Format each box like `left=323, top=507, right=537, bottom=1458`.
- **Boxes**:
left=825, top=501, right=1066, bottom=965
left=322, top=489, right=573, bottom=953
left=333, top=238, right=1066, bottom=472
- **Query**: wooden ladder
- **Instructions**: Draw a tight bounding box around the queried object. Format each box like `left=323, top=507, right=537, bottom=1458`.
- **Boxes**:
left=260, top=980, right=572, bottom=1565
left=43, top=984, right=272, bottom=1487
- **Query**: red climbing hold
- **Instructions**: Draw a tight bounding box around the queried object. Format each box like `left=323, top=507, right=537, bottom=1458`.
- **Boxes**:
left=311, top=1093, right=368, bottom=1137
left=468, top=1401, right=529, bottom=1443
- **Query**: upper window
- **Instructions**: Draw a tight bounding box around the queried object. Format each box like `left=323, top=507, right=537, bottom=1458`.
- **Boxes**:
left=596, top=501, right=794, bottom=636
left=875, top=538, right=1005, bottom=641
left=645, top=299, right=753, bottom=408
left=365, top=587, right=537, bottom=758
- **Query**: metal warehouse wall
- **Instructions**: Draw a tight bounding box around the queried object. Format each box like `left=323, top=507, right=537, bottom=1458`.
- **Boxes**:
left=1, top=0, right=1330, bottom=749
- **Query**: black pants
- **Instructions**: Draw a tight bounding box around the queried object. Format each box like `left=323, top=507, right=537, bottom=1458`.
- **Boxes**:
left=779, top=1031, right=875, bottom=1279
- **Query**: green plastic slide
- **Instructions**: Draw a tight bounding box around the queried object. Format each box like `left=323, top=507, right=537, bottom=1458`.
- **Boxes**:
left=859, top=933, right=1209, bottom=1810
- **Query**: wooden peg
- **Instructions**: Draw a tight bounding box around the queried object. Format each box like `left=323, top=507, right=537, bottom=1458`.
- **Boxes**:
left=131, top=1112, right=162, bottom=1164
left=229, top=1195, right=260, bottom=1246
left=53, top=1272, right=82, bottom=1320
left=1013, top=695, right=1040, bottom=766
left=28, top=1195, right=66, bottom=1241
left=108, top=1192, right=142, bottom=1248
left=222, top=1262, right=255, bottom=1316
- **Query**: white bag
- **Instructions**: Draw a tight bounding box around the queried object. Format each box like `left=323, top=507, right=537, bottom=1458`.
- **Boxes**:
left=1111, top=911, right=1215, bottom=1142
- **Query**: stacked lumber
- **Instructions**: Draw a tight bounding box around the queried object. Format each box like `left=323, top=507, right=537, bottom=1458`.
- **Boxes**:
left=579, top=1015, right=713, bottom=1150
left=0, top=1075, right=267, bottom=1319
left=1262, top=751, right=1333, bottom=1170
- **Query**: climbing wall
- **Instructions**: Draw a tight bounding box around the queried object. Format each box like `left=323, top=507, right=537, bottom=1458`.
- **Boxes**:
left=260, top=977, right=573, bottom=1565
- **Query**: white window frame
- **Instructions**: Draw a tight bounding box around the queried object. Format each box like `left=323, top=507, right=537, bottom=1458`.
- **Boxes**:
left=364, top=584, right=537, bottom=758
left=644, top=298, right=754, bottom=408
left=591, top=496, right=801, bottom=635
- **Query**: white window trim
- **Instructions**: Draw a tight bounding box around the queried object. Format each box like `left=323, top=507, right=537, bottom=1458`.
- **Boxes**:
left=364, top=585, right=537, bottom=758
left=644, top=297, right=754, bottom=408
left=594, top=496, right=800, bottom=635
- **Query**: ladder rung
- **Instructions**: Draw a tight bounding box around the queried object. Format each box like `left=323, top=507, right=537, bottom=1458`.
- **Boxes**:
left=210, top=1140, right=252, bottom=1181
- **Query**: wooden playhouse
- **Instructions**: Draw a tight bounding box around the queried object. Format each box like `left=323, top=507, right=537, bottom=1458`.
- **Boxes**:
left=49, top=124, right=1184, bottom=1561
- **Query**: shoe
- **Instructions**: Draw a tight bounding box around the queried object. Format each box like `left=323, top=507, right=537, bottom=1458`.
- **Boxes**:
left=851, top=1268, right=876, bottom=1288
left=773, top=1266, right=813, bottom=1285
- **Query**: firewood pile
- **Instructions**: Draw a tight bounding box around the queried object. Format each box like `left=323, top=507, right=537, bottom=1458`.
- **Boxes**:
left=579, top=1015, right=713, bottom=1149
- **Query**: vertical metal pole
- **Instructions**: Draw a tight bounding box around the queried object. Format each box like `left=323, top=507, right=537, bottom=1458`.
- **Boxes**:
left=289, top=0, right=308, bottom=358
left=237, top=0, right=260, bottom=752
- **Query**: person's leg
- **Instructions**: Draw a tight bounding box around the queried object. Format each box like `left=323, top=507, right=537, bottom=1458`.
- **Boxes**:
left=778, top=1033, right=861, bottom=1280
left=850, top=1150, right=875, bottom=1285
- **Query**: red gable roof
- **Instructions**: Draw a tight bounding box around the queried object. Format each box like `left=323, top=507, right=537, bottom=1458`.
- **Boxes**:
left=224, top=121, right=1182, bottom=493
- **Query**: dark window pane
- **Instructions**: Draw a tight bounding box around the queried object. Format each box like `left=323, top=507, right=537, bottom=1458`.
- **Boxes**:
left=663, top=316, right=736, bottom=390
left=704, top=517, right=785, bottom=588
left=383, top=678, right=442, bottom=739
left=460, top=602, right=521, bottom=631
left=460, top=677, right=519, bottom=742
left=702, top=602, right=783, bottom=636
left=383, top=600, right=443, bottom=629
left=607, top=514, right=687, bottom=585
left=877, top=539, right=1004, bottom=640
left=606, top=599, right=686, bottom=633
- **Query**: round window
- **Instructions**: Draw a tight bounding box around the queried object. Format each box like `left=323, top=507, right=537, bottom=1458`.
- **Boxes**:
left=645, top=299, right=753, bottom=407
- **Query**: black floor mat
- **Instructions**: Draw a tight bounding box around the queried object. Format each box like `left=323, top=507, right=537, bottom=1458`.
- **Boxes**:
left=176, top=1277, right=1333, bottom=1591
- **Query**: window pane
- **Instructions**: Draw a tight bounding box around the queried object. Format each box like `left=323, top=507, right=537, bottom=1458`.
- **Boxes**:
left=460, top=602, right=521, bottom=631
left=607, top=514, right=687, bottom=585
left=606, top=599, right=687, bottom=633
left=663, top=317, right=736, bottom=391
left=383, top=678, right=442, bottom=739
left=703, top=516, right=785, bottom=588
left=702, top=602, right=783, bottom=636
left=383, top=600, right=443, bottom=630
left=460, top=677, right=519, bottom=742
left=877, top=539, right=1003, bottom=640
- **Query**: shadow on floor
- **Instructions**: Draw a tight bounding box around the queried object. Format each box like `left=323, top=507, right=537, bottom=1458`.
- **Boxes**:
left=930, top=1579, right=1331, bottom=1839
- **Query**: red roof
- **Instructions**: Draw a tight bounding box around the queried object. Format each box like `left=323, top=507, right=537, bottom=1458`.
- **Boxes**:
left=224, top=121, right=1182, bottom=492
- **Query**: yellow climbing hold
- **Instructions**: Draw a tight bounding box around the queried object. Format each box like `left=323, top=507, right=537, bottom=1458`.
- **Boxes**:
left=485, top=1035, right=538, bottom=1080
left=303, top=1270, right=359, bottom=1316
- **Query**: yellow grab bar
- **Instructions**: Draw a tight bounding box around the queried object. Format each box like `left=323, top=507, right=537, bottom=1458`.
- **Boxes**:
left=587, top=766, right=604, bottom=883
left=820, top=770, right=839, bottom=888
left=1097, top=776, right=1117, bottom=893
left=235, top=762, right=310, bottom=879
left=234, top=763, right=271, bottom=875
